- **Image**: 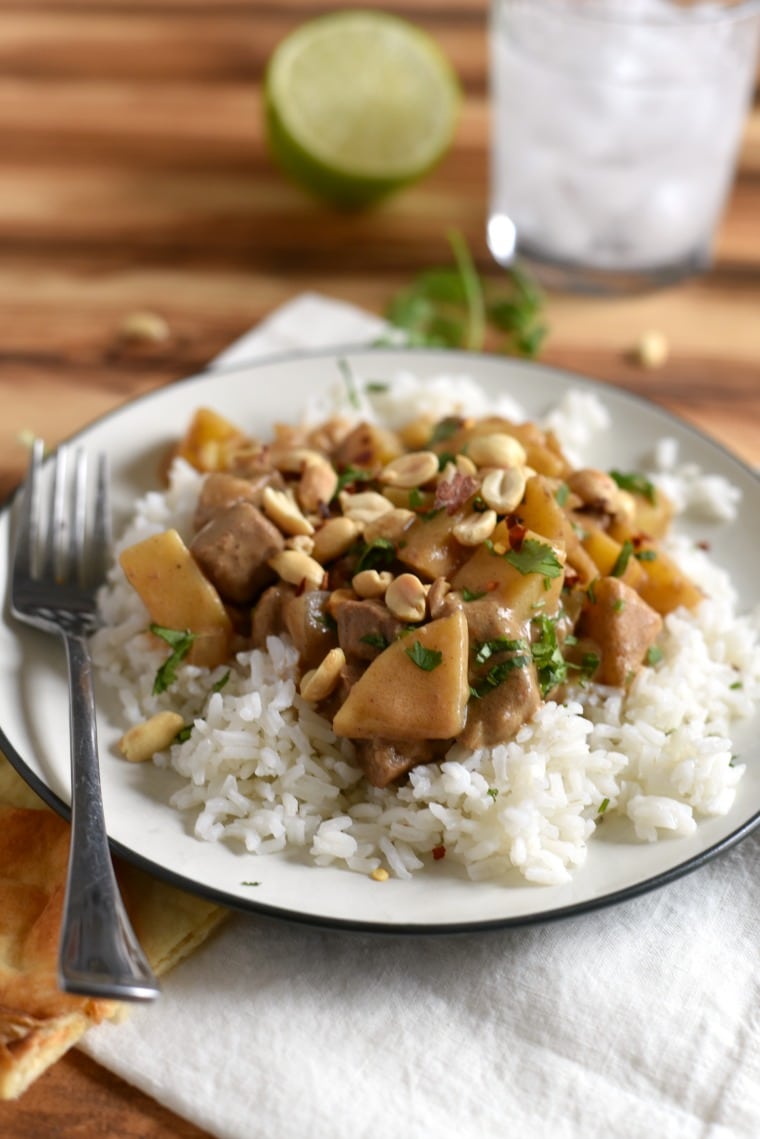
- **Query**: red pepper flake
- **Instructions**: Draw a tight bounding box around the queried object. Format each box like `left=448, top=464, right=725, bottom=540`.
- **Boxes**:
left=432, top=844, right=446, bottom=861
left=434, top=472, right=478, bottom=515
left=697, top=539, right=711, bottom=551
left=508, top=522, right=526, bottom=549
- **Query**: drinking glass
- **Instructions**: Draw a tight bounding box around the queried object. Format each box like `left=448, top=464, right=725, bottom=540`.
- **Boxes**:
left=487, top=0, right=760, bottom=293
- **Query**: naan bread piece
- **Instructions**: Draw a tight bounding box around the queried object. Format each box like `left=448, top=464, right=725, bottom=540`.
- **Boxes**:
left=0, top=756, right=227, bottom=1100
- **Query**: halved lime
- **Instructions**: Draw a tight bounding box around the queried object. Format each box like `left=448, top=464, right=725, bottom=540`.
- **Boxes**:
left=264, top=10, right=461, bottom=209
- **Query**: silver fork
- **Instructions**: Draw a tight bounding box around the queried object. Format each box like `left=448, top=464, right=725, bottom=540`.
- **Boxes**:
left=11, top=439, right=160, bottom=1002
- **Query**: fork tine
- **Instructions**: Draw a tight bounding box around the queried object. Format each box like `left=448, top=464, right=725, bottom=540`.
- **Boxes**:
left=90, top=452, right=111, bottom=585
left=14, top=438, right=45, bottom=581
left=41, top=445, right=69, bottom=583
left=70, top=448, right=88, bottom=587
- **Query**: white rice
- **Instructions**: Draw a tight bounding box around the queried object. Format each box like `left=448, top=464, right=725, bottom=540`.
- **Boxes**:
left=92, top=371, right=760, bottom=887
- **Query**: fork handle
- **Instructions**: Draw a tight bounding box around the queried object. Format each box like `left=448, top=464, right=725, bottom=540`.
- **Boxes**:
left=58, top=631, right=160, bottom=1001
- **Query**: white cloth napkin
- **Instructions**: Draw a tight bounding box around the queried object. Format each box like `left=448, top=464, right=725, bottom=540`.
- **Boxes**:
left=82, top=294, right=760, bottom=1139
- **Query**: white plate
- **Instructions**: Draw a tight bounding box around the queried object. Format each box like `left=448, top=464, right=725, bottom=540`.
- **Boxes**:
left=2, top=347, right=759, bottom=931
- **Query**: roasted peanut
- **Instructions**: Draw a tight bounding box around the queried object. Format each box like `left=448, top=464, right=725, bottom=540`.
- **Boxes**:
left=285, top=534, right=315, bottom=554
left=455, top=454, right=478, bottom=478
left=272, top=446, right=326, bottom=473
left=427, top=576, right=451, bottom=619
left=379, top=450, right=439, bottom=489
left=635, top=330, right=669, bottom=370
left=566, top=468, right=619, bottom=513
left=352, top=569, right=394, bottom=599
left=268, top=549, right=325, bottom=589
left=297, top=455, right=339, bottom=514
left=120, top=310, right=170, bottom=344
left=385, top=573, right=427, bottom=623
left=118, top=711, right=185, bottom=763
left=339, top=490, right=394, bottom=525
left=467, top=433, right=527, bottom=470
left=262, top=486, right=314, bottom=536
left=300, top=647, right=346, bottom=702
left=312, top=516, right=360, bottom=563
left=480, top=467, right=527, bottom=514
left=453, top=509, right=498, bottom=547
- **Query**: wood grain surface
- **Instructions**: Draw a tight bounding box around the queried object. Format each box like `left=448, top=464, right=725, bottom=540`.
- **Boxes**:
left=1, top=1, right=758, bottom=1135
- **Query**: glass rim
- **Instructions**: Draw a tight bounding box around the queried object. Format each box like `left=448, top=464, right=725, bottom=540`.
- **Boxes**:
left=505, top=0, right=760, bottom=28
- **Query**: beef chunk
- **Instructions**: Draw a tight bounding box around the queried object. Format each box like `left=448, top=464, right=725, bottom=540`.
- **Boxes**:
left=194, top=471, right=284, bottom=532
left=578, top=576, right=663, bottom=687
left=333, top=598, right=403, bottom=662
left=190, top=501, right=284, bottom=604
left=353, top=737, right=441, bottom=788
left=459, top=663, right=541, bottom=751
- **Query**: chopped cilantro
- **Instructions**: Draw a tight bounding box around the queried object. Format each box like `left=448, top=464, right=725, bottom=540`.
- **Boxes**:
left=408, top=487, right=424, bottom=509
left=634, top=548, right=658, bottom=562
left=150, top=624, right=198, bottom=694
left=609, top=470, right=656, bottom=503
left=175, top=723, right=193, bottom=743
left=612, top=598, right=626, bottom=613
left=555, top=482, right=570, bottom=507
left=530, top=614, right=568, bottom=697
left=474, top=636, right=528, bottom=665
left=597, top=797, right=610, bottom=816
left=503, top=539, right=563, bottom=579
left=429, top=416, right=461, bottom=445
left=611, top=540, right=634, bottom=578
left=334, top=465, right=375, bottom=496
left=212, top=670, right=231, bottom=693
left=360, top=633, right=389, bottom=650
left=487, top=787, right=499, bottom=801
left=405, top=641, right=443, bottom=671
left=355, top=537, right=396, bottom=573
left=461, top=587, right=486, bottom=602
left=437, top=451, right=456, bottom=471
left=469, top=654, right=529, bottom=700
left=730, top=681, right=743, bottom=691
left=337, top=357, right=360, bottom=410
left=646, top=644, right=664, bottom=666
left=365, top=381, right=389, bottom=393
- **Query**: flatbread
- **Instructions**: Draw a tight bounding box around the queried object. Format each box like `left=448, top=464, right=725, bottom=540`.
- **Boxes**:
left=0, top=755, right=227, bottom=1099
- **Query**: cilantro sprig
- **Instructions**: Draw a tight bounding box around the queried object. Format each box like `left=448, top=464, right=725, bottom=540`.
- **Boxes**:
left=503, top=539, right=563, bottom=580
left=150, top=624, right=197, bottom=694
left=383, top=230, right=547, bottom=357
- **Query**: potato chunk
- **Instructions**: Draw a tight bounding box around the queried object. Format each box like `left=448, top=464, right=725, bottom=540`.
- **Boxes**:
left=119, top=529, right=233, bottom=668
left=332, top=611, right=469, bottom=741
left=451, top=524, right=565, bottom=621
left=174, top=407, right=249, bottom=472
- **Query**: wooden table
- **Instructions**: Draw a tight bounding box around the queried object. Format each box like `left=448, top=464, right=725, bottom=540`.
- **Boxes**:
left=2, top=2, right=758, bottom=1135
